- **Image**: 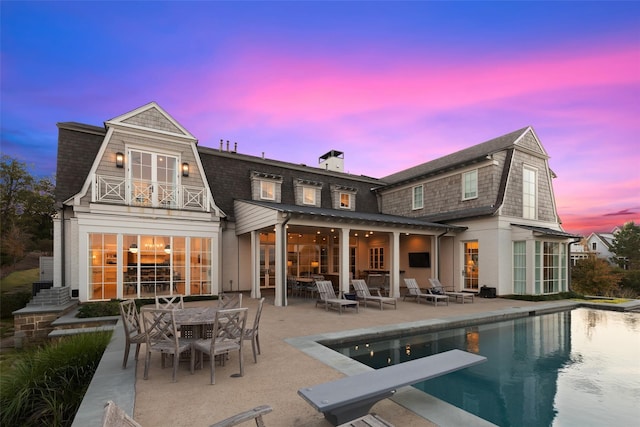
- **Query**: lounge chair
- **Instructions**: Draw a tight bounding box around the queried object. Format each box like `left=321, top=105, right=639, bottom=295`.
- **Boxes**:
left=403, top=278, right=448, bottom=306
left=428, top=278, right=474, bottom=304
left=102, top=400, right=273, bottom=427
left=315, top=280, right=359, bottom=314
left=351, top=279, right=397, bottom=310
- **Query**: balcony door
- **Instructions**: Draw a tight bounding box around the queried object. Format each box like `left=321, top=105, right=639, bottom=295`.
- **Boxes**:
left=129, top=149, right=178, bottom=208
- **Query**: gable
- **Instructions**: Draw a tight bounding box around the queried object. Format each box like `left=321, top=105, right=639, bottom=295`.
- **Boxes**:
left=513, top=127, right=548, bottom=157
left=105, top=102, right=196, bottom=140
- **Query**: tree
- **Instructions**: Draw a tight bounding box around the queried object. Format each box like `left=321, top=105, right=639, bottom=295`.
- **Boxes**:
left=571, top=255, right=623, bottom=297
left=609, top=221, right=640, bottom=270
left=0, top=155, right=56, bottom=264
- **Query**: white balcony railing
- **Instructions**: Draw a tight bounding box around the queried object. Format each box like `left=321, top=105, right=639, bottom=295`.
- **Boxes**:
left=95, top=175, right=208, bottom=211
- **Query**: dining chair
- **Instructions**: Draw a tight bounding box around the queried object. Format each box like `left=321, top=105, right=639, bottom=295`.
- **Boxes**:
left=141, top=307, right=192, bottom=382
left=218, top=293, right=243, bottom=309
left=119, top=300, right=146, bottom=369
left=243, top=297, right=265, bottom=363
left=155, top=294, right=184, bottom=310
left=191, top=307, right=248, bottom=384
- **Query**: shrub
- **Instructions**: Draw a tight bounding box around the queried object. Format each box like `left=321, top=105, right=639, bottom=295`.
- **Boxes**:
left=0, top=331, right=112, bottom=426
left=503, top=291, right=582, bottom=302
left=619, top=269, right=640, bottom=296
left=0, top=291, right=32, bottom=319
left=76, top=300, right=120, bottom=318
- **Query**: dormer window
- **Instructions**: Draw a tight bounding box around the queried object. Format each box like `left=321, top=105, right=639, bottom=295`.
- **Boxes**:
left=331, top=184, right=357, bottom=210
left=294, top=178, right=322, bottom=207
left=251, top=171, right=283, bottom=202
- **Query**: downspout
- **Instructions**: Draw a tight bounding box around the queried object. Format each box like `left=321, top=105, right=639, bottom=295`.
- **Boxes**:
left=435, top=228, right=449, bottom=280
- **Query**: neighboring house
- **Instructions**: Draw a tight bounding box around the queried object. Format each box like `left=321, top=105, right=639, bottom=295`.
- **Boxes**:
left=571, top=227, right=624, bottom=267
left=53, top=102, right=579, bottom=305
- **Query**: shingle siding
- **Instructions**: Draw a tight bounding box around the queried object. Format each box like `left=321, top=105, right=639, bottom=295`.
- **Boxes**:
left=55, top=124, right=104, bottom=203
left=379, top=160, right=501, bottom=218
left=122, top=107, right=182, bottom=134
left=502, top=150, right=556, bottom=221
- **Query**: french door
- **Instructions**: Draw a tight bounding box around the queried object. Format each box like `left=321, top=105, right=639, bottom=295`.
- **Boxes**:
left=464, top=241, right=479, bottom=290
left=129, top=150, right=178, bottom=208
left=260, top=244, right=275, bottom=288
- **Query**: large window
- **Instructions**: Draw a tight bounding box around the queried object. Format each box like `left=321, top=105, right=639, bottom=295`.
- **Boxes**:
left=462, top=170, right=478, bottom=200
left=89, top=234, right=118, bottom=300
left=543, top=242, right=560, bottom=294
left=88, top=233, right=208, bottom=300
left=513, top=241, right=526, bottom=294
left=412, top=185, right=423, bottom=210
left=523, top=166, right=537, bottom=219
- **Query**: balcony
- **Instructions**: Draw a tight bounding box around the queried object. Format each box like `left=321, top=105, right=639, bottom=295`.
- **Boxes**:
left=94, top=175, right=209, bottom=211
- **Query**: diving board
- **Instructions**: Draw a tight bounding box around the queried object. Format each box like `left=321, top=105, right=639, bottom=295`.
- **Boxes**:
left=298, top=349, right=486, bottom=426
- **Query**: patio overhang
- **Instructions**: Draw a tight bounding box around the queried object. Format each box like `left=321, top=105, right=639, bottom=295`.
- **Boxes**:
left=511, top=223, right=581, bottom=239
left=235, top=200, right=466, bottom=235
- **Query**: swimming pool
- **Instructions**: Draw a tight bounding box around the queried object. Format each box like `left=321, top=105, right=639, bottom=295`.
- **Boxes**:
left=328, top=308, right=640, bottom=426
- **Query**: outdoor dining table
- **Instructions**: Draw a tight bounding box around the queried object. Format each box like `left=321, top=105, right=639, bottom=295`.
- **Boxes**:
left=174, top=306, right=219, bottom=339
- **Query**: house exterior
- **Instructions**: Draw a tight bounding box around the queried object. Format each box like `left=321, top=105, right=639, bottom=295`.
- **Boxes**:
left=570, top=227, right=624, bottom=267
left=53, top=102, right=578, bottom=305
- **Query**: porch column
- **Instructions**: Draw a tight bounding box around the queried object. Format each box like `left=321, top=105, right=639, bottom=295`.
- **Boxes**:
left=339, top=227, right=351, bottom=294
left=52, top=212, right=62, bottom=288
left=250, top=231, right=259, bottom=299
left=274, top=220, right=286, bottom=307
left=390, top=231, right=400, bottom=297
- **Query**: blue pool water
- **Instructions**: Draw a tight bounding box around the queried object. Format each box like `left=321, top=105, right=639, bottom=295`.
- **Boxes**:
left=329, top=308, right=640, bottom=426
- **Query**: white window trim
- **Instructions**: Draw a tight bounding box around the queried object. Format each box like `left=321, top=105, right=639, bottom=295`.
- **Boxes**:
left=303, top=186, right=316, bottom=205
left=339, top=192, right=351, bottom=209
left=260, top=180, right=275, bottom=200
left=523, top=165, right=537, bottom=219
left=462, top=169, right=478, bottom=201
left=412, top=185, right=424, bottom=210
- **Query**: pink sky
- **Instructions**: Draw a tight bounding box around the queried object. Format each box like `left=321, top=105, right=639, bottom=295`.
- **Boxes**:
left=1, top=1, right=638, bottom=236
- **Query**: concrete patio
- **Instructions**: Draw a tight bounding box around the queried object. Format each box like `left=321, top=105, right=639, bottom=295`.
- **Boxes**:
left=128, top=294, right=558, bottom=427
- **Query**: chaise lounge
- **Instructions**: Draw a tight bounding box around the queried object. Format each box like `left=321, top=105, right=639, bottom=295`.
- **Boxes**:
left=315, top=280, right=359, bottom=314
left=403, top=278, right=448, bottom=306
left=428, top=278, right=474, bottom=304
left=351, top=279, right=397, bottom=310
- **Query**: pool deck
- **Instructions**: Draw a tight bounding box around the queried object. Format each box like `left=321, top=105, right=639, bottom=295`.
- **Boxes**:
left=78, top=294, right=640, bottom=426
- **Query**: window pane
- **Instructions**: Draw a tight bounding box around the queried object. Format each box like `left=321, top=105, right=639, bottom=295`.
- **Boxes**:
left=340, top=193, right=350, bottom=208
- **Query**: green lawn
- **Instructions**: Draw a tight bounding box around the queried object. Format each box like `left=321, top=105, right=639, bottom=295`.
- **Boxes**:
left=0, top=268, right=39, bottom=293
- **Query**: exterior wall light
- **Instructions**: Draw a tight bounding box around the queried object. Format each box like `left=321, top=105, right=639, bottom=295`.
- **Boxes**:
left=182, top=162, right=189, bottom=177
left=164, top=245, right=171, bottom=254
left=129, top=243, right=138, bottom=254
left=116, top=152, right=124, bottom=168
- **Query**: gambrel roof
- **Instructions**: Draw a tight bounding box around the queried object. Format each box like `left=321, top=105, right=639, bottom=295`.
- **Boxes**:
left=380, top=126, right=538, bottom=186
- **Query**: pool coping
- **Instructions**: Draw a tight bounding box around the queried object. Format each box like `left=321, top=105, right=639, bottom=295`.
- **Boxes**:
left=285, top=300, right=581, bottom=427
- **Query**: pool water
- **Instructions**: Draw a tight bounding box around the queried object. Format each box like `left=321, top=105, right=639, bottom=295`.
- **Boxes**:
left=329, top=308, right=640, bottom=426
